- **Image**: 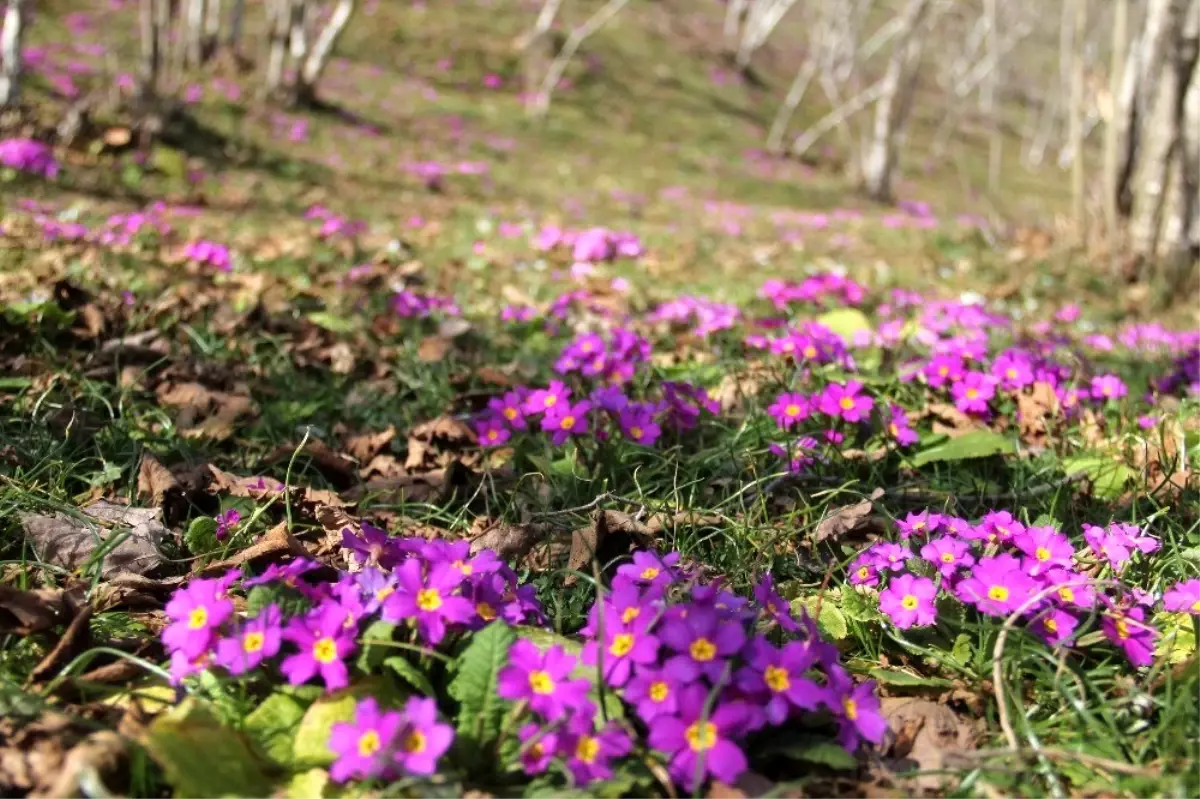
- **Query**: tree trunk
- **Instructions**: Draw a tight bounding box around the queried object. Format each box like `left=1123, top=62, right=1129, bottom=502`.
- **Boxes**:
left=185, top=0, right=205, bottom=67
left=861, top=0, right=934, bottom=202
left=1104, top=0, right=1130, bottom=253
left=767, top=57, right=818, bottom=153
left=982, top=0, right=1001, bottom=193
left=1068, top=0, right=1088, bottom=240
left=226, top=0, right=245, bottom=53
left=1165, top=0, right=1200, bottom=281
left=203, top=0, right=221, bottom=59
left=529, top=0, right=631, bottom=117
left=265, top=0, right=292, bottom=95
left=295, top=0, right=355, bottom=106
left=0, top=0, right=26, bottom=107
left=521, top=0, right=564, bottom=100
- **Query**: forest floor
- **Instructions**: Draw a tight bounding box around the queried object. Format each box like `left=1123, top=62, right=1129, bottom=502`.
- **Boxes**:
left=1, top=1, right=1198, bottom=797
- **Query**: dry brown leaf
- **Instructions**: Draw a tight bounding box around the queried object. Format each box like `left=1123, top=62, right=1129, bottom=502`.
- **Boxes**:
left=1015, top=382, right=1060, bottom=450
left=28, top=604, right=93, bottom=686
left=0, top=712, right=126, bottom=798
left=156, top=382, right=255, bottom=441
left=417, top=335, right=451, bottom=363
left=0, top=585, right=67, bottom=635
left=20, top=501, right=167, bottom=578
left=879, top=697, right=978, bottom=792
left=405, top=416, right=477, bottom=471
left=73, top=304, right=105, bottom=339
left=468, top=517, right=542, bottom=563
left=708, top=772, right=776, bottom=798
left=918, top=402, right=987, bottom=438
left=194, top=522, right=308, bottom=576
left=136, top=453, right=178, bottom=507
left=324, top=342, right=355, bottom=374
left=344, top=426, right=396, bottom=463
left=344, top=464, right=468, bottom=506
left=266, top=439, right=357, bottom=486
left=810, top=490, right=886, bottom=547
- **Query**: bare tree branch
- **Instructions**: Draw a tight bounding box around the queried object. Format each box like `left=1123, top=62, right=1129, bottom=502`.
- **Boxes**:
left=528, top=0, right=631, bottom=118
left=0, top=0, right=27, bottom=107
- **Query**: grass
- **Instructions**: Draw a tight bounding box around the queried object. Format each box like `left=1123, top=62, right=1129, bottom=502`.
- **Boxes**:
left=2, top=0, right=1199, bottom=797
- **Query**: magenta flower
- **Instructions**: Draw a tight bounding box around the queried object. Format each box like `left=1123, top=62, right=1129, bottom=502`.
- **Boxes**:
left=1083, top=522, right=1160, bottom=571
left=0, top=138, right=59, bottom=178
left=957, top=554, right=1039, bottom=617
left=476, top=417, right=511, bottom=448
left=280, top=603, right=356, bottom=691
left=753, top=573, right=800, bottom=633
left=562, top=716, right=631, bottom=785
left=581, top=613, right=660, bottom=687
left=1102, top=606, right=1156, bottom=666
left=392, top=697, right=453, bottom=776
left=1163, top=579, right=1200, bottom=615
left=895, top=510, right=942, bottom=539
left=660, top=607, right=745, bottom=682
left=924, top=354, right=964, bottom=388
left=847, top=554, right=879, bottom=586
left=624, top=668, right=680, bottom=722
left=329, top=698, right=404, bottom=783
left=991, top=352, right=1035, bottom=392
left=885, top=404, right=920, bottom=446
left=735, top=638, right=826, bottom=724
left=163, top=577, right=235, bottom=659
left=618, top=405, right=662, bottom=446
left=1043, top=567, right=1097, bottom=609
left=215, top=604, right=282, bottom=675
left=767, top=392, right=810, bottom=429
left=381, top=560, right=474, bottom=645
left=523, top=380, right=572, bottom=416
left=517, top=723, right=559, bottom=775
left=215, top=508, right=241, bottom=540
left=1014, top=525, right=1074, bottom=576
left=1090, top=374, right=1128, bottom=401
left=487, top=391, right=527, bottom=430
left=831, top=674, right=888, bottom=750
left=879, top=573, right=937, bottom=629
left=817, top=381, right=873, bottom=422
left=870, top=542, right=913, bottom=573
left=541, top=400, right=591, bottom=445
left=615, top=550, right=680, bottom=591
left=648, top=688, right=751, bottom=791
left=919, top=536, right=974, bottom=577
left=497, top=639, right=591, bottom=720
left=1034, top=608, right=1080, bottom=647
left=341, top=523, right=395, bottom=569
left=951, top=371, right=997, bottom=414
left=976, top=510, right=1024, bottom=544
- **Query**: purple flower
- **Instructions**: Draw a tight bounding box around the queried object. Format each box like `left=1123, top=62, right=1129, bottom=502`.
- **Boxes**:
left=924, top=354, right=964, bottom=388
left=329, top=698, right=403, bottom=783
left=1013, top=525, right=1074, bottom=576
left=581, top=614, right=660, bottom=687
left=831, top=674, right=888, bottom=749
left=477, top=417, right=511, bottom=448
left=847, top=554, right=879, bottom=586
left=951, top=371, right=997, bottom=414
left=919, top=536, right=974, bottom=577
left=517, top=723, right=559, bottom=775
left=660, top=607, right=745, bottom=683
left=1090, top=374, right=1128, bottom=401
left=1163, top=579, right=1200, bottom=615
left=163, top=577, right=235, bottom=659
left=215, top=509, right=241, bottom=540
left=0, top=138, right=59, bottom=178
left=648, top=687, right=751, bottom=791
left=753, top=573, right=800, bottom=633
left=895, top=510, right=942, bottom=539
left=879, top=573, right=937, bottom=629
left=624, top=668, right=680, bottom=722
left=976, top=511, right=1024, bottom=545
left=735, top=638, right=826, bottom=724
left=280, top=603, right=356, bottom=691
left=497, top=639, right=591, bottom=720
left=956, top=554, right=1039, bottom=617
left=618, top=405, right=662, bottom=446
left=562, top=716, right=632, bottom=785
left=486, top=391, right=527, bottom=429
left=1102, top=606, right=1156, bottom=666
left=392, top=697, right=454, bottom=775
left=870, top=542, right=913, bottom=573
left=541, top=400, right=591, bottom=445
left=767, top=392, right=810, bottom=429
left=1083, top=522, right=1160, bottom=571
left=243, top=558, right=322, bottom=590
left=991, top=352, right=1035, bottom=391
left=817, top=381, right=873, bottom=423
left=215, top=605, right=282, bottom=675
left=1034, top=608, right=1080, bottom=647
left=885, top=404, right=920, bottom=446
left=615, top=550, right=680, bottom=591
left=523, top=380, right=572, bottom=416
left=1043, top=567, right=1097, bottom=609
left=341, top=522, right=395, bottom=569
left=381, top=560, right=474, bottom=645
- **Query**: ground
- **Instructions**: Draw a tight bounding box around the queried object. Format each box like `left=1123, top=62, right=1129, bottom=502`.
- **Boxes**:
left=1, top=1, right=1198, bottom=797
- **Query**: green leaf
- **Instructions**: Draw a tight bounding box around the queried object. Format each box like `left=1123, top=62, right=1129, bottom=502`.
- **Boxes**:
left=285, top=769, right=341, bottom=799
left=790, top=598, right=848, bottom=640
left=448, top=621, right=517, bottom=757
left=356, top=620, right=397, bottom=672
left=759, top=734, right=858, bottom=770
left=910, top=430, right=1016, bottom=467
left=839, top=587, right=883, bottom=623
left=244, top=686, right=323, bottom=766
left=1061, top=455, right=1135, bottom=499
left=1154, top=612, right=1197, bottom=665
left=950, top=633, right=973, bottom=667
left=384, top=655, right=436, bottom=697
left=815, top=308, right=872, bottom=343
left=151, top=145, right=188, bottom=180
left=306, top=311, right=356, bottom=334
left=868, top=668, right=954, bottom=688
left=184, top=517, right=220, bottom=555
left=140, top=699, right=280, bottom=797
left=293, top=679, right=406, bottom=769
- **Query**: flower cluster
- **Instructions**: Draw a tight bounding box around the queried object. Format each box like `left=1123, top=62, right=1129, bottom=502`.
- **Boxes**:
left=160, top=528, right=543, bottom=687
left=0, top=138, right=60, bottom=179
left=648, top=296, right=740, bottom=338
left=305, top=205, right=367, bottom=239
left=391, top=288, right=461, bottom=318
left=849, top=509, right=1173, bottom=666
left=329, top=697, right=453, bottom=783
left=500, top=550, right=886, bottom=791
left=533, top=225, right=643, bottom=263
left=182, top=239, right=233, bottom=272
left=554, top=328, right=651, bottom=383
left=758, top=274, right=866, bottom=309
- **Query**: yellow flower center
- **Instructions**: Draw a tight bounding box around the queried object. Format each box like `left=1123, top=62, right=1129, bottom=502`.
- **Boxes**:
left=785, top=403, right=800, bottom=417
left=838, top=396, right=856, bottom=411
left=1059, top=587, right=1075, bottom=602
left=544, top=395, right=557, bottom=408
left=685, top=721, right=717, bottom=752
left=1192, top=600, right=1200, bottom=613
left=843, top=698, right=858, bottom=720
left=416, top=588, right=442, bottom=612
left=1044, top=618, right=1058, bottom=632
left=503, top=407, right=518, bottom=420
left=965, top=388, right=980, bottom=399
left=802, top=345, right=817, bottom=358
left=375, top=586, right=394, bottom=602
left=621, top=606, right=640, bottom=624
left=889, top=422, right=899, bottom=436
left=649, top=681, right=670, bottom=702
left=452, top=559, right=473, bottom=576
left=313, top=637, right=338, bottom=664
left=1115, top=618, right=1130, bottom=639
left=689, top=637, right=717, bottom=662
left=559, top=415, right=576, bottom=430
left=487, top=429, right=499, bottom=441
left=987, top=585, right=1010, bottom=603
left=575, top=736, right=600, bottom=764
left=187, top=607, right=209, bottom=630
left=403, top=731, right=426, bottom=754
left=640, top=567, right=660, bottom=581
left=357, top=730, right=381, bottom=757
left=913, top=521, right=926, bottom=531
left=938, top=366, right=949, bottom=376
left=476, top=602, right=497, bottom=621
left=243, top=631, right=265, bottom=653
left=1035, top=547, right=1052, bottom=562
left=940, top=552, right=955, bottom=563
left=527, top=741, right=545, bottom=760
left=630, top=426, right=644, bottom=439
left=857, top=566, right=870, bottom=579
left=609, top=633, right=635, bottom=657
left=901, top=595, right=919, bottom=611
left=528, top=670, right=555, bottom=695
left=1006, top=368, right=1018, bottom=379
left=764, top=665, right=790, bottom=692
left=581, top=342, right=594, bottom=353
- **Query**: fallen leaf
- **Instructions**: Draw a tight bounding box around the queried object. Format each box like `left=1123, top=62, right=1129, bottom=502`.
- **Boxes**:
left=417, top=335, right=450, bottom=363
left=467, top=517, right=542, bottom=563
left=708, top=771, right=776, bottom=798
left=568, top=509, right=655, bottom=577
left=20, top=501, right=167, bottom=578
left=810, top=490, right=886, bottom=547
left=345, top=465, right=467, bottom=506
left=918, top=402, right=987, bottom=437
left=27, top=603, right=93, bottom=686
left=195, top=522, right=309, bottom=576
left=0, top=712, right=128, bottom=799
left=73, top=304, right=105, bottom=339
left=156, top=381, right=256, bottom=441
left=1016, top=382, right=1060, bottom=451
left=266, top=439, right=356, bottom=487
left=136, top=453, right=178, bottom=507
left=0, top=585, right=67, bottom=635
left=343, top=426, right=396, bottom=463
left=878, top=697, right=977, bottom=791
left=405, top=416, right=477, bottom=471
